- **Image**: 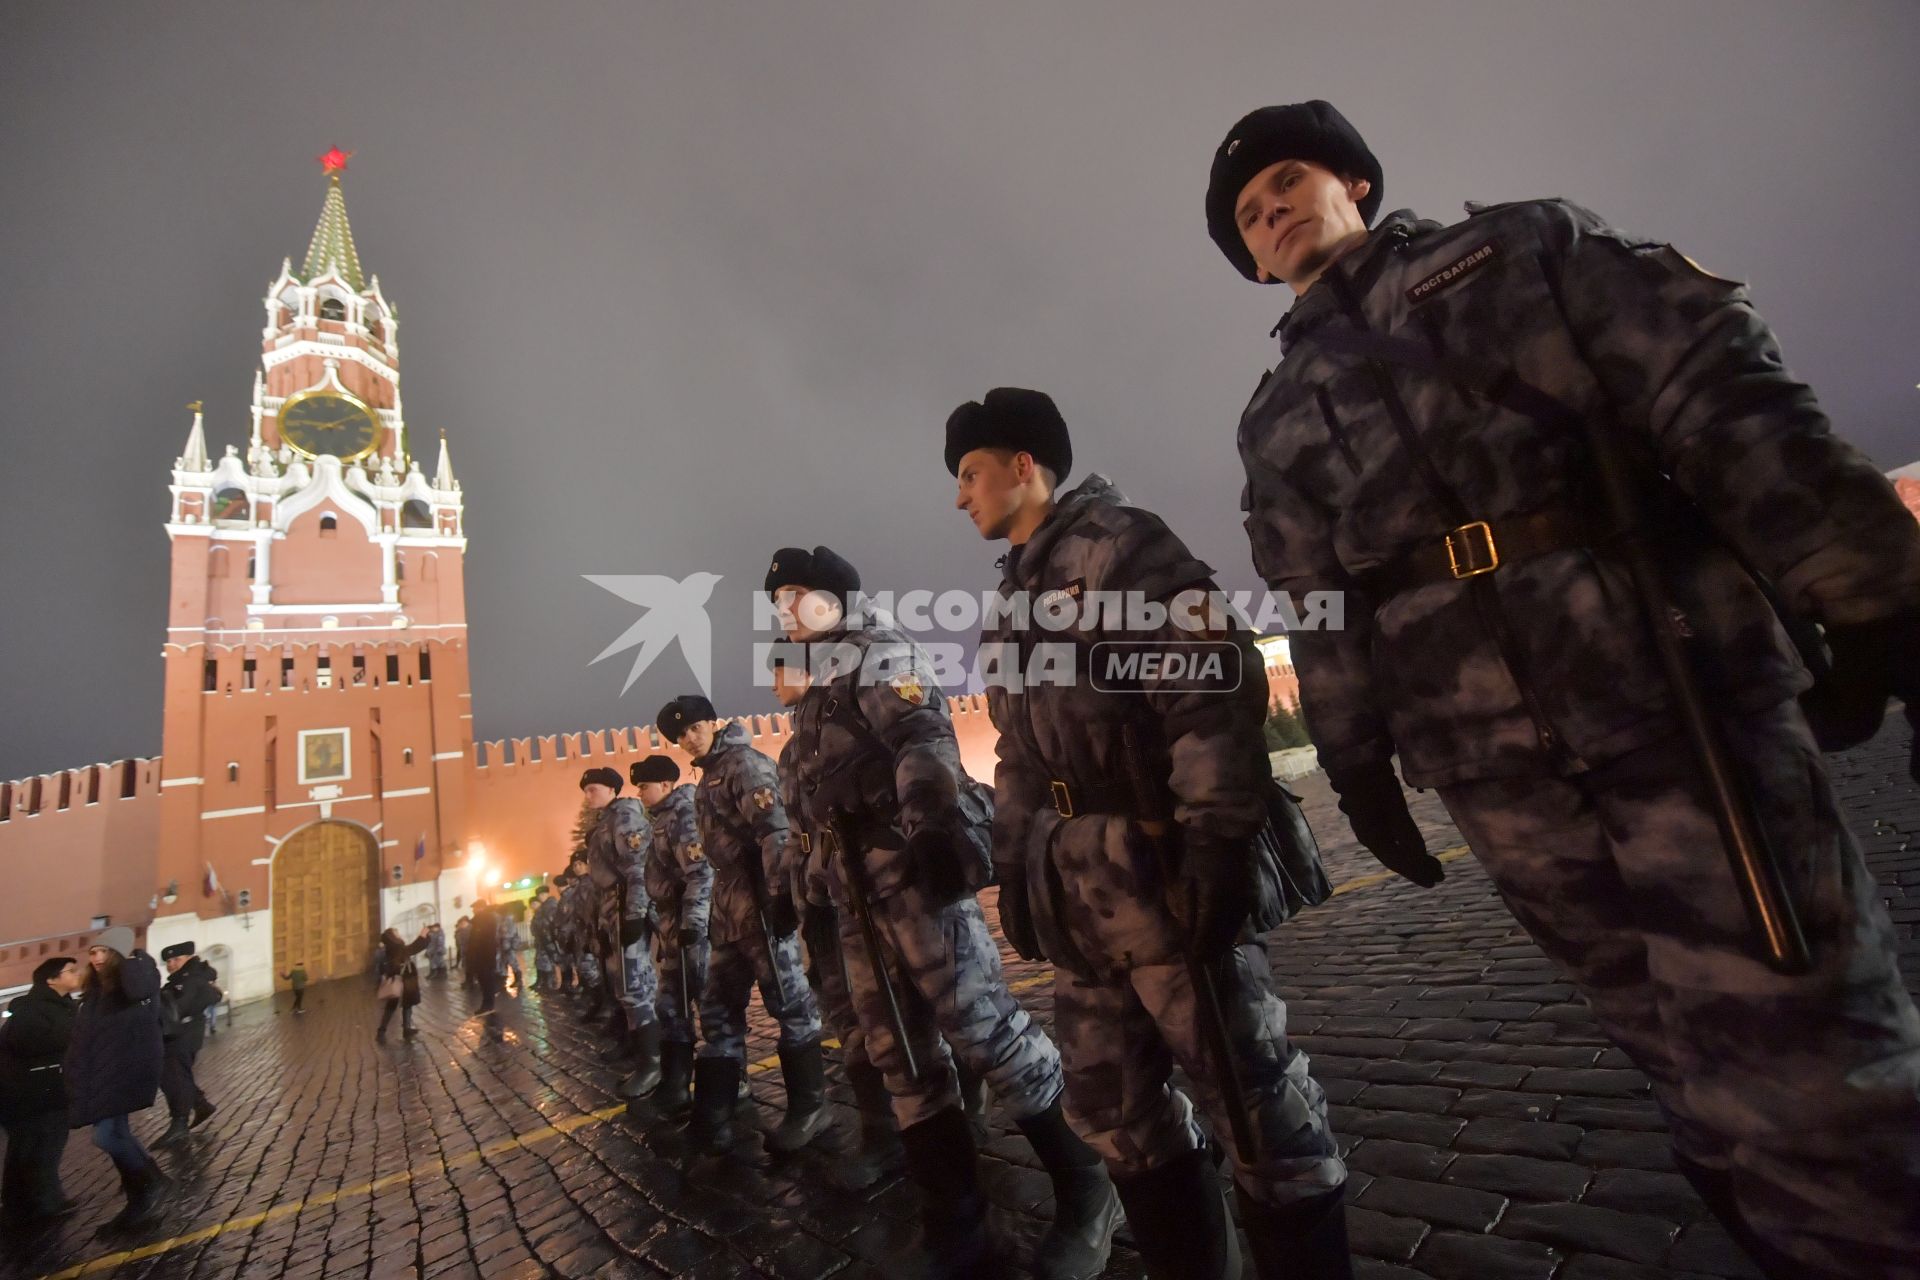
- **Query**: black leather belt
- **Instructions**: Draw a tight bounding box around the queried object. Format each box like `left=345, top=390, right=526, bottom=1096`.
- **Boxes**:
left=1363, top=508, right=1597, bottom=598
left=1048, top=778, right=1136, bottom=818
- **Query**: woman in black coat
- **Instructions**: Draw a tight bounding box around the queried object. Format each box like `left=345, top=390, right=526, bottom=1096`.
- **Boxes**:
left=1, top=955, right=83, bottom=1225
left=375, top=926, right=430, bottom=1043
left=65, top=929, right=170, bottom=1236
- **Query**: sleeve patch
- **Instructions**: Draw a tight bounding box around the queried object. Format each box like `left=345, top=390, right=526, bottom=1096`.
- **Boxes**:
left=889, top=672, right=927, bottom=706
left=751, top=786, right=777, bottom=812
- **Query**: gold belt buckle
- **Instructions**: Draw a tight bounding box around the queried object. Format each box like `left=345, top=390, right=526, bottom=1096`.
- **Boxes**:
left=1446, top=520, right=1500, bottom=579
left=797, top=832, right=811, bottom=854
left=1050, top=780, right=1074, bottom=818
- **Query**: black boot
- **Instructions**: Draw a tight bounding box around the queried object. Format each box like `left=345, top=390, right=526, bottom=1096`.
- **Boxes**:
left=1112, top=1148, right=1240, bottom=1280
left=582, top=986, right=606, bottom=1020
left=1238, top=1185, right=1353, bottom=1280
left=1017, top=1103, right=1121, bottom=1280
left=190, top=1099, right=217, bottom=1129
left=95, top=1168, right=139, bottom=1237
left=121, top=1164, right=171, bottom=1232
left=620, top=1022, right=663, bottom=1099
left=152, top=1115, right=191, bottom=1149
left=605, top=1005, right=629, bottom=1039
left=689, top=1055, right=741, bottom=1153
left=898, top=1106, right=996, bottom=1280
left=765, top=1041, right=830, bottom=1155
left=657, top=1040, right=695, bottom=1118
left=827, top=1058, right=905, bottom=1191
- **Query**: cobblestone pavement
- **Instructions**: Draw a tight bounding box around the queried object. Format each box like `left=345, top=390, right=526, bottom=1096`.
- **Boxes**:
left=9, top=717, right=1915, bottom=1280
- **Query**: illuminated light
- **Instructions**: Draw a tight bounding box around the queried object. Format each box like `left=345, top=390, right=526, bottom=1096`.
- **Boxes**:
left=501, top=881, right=513, bottom=890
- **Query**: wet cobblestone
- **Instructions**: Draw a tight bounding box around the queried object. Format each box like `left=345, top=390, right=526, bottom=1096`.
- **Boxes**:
left=10, top=716, right=1914, bottom=1279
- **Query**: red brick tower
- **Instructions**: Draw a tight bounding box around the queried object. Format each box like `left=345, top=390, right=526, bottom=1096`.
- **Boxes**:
left=148, top=151, right=478, bottom=1000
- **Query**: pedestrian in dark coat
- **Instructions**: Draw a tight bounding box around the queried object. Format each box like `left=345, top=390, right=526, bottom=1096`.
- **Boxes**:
left=464, top=901, right=505, bottom=1040
left=153, top=944, right=220, bottom=1148
left=64, top=927, right=170, bottom=1236
left=0, top=956, right=83, bottom=1225
left=375, top=926, right=430, bottom=1043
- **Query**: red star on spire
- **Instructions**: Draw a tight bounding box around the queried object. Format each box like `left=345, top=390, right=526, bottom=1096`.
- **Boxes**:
left=318, top=146, right=354, bottom=175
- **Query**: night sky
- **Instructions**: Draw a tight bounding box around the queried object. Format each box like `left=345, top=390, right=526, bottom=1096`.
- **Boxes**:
left=3, top=1, right=1917, bottom=780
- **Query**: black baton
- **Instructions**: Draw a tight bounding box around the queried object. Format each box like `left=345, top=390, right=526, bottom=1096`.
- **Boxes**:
left=827, top=814, right=920, bottom=1083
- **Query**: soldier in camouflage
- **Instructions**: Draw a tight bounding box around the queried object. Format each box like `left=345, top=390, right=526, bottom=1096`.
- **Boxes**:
left=655, top=694, right=826, bottom=1157
left=766, top=647, right=900, bottom=1188
left=633, top=753, right=712, bottom=1118
left=528, top=884, right=559, bottom=992
left=1209, top=99, right=1920, bottom=1280
left=768, top=547, right=1121, bottom=1280
left=561, top=852, right=605, bottom=1013
left=579, top=767, right=664, bottom=1098
left=949, top=389, right=1352, bottom=1280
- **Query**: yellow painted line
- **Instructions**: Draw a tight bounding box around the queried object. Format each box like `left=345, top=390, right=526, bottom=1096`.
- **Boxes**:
left=1329, top=844, right=1471, bottom=897
left=43, top=860, right=1452, bottom=1278
left=36, top=1097, right=631, bottom=1280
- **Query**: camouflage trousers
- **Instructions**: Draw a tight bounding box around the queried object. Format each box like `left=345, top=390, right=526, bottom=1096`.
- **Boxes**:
left=1053, top=936, right=1345, bottom=1206
left=612, top=933, right=659, bottom=1029
left=533, top=943, right=560, bottom=986
left=1439, top=701, right=1920, bottom=1280
left=836, top=881, right=1060, bottom=1131
left=572, top=948, right=601, bottom=991
left=656, top=938, right=711, bottom=1045
left=803, top=903, right=863, bottom=1053
left=696, top=928, right=821, bottom=1063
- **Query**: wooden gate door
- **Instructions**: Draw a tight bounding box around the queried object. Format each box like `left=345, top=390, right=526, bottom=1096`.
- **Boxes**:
left=272, top=822, right=378, bottom=987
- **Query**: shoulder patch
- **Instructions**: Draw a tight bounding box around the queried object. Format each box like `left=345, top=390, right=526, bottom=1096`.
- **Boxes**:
left=889, top=671, right=928, bottom=706
left=624, top=831, right=645, bottom=851
left=751, top=785, right=777, bottom=812
left=685, top=841, right=705, bottom=862
left=1406, top=241, right=1498, bottom=305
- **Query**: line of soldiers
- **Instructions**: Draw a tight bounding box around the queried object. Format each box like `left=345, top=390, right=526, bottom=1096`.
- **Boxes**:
left=546, top=98, right=1918, bottom=1280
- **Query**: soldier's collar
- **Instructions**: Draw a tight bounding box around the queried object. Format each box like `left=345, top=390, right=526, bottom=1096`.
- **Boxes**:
left=1273, top=210, right=1426, bottom=349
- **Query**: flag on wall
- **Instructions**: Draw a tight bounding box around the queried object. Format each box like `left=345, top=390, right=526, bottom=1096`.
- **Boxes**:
left=203, top=862, right=221, bottom=899
left=414, top=833, right=427, bottom=862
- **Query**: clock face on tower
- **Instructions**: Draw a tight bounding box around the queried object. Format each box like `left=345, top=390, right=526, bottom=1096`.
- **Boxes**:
left=278, top=390, right=383, bottom=461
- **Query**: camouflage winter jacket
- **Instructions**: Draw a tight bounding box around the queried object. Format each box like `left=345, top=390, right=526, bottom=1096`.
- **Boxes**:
left=643, top=784, right=713, bottom=943
left=777, top=738, right=828, bottom=907
left=530, top=895, right=559, bottom=948
left=690, top=721, right=794, bottom=946
left=585, top=797, right=652, bottom=929
left=787, top=616, right=976, bottom=903
left=558, top=877, right=598, bottom=954
left=1239, top=200, right=1920, bottom=788
left=984, top=475, right=1272, bottom=924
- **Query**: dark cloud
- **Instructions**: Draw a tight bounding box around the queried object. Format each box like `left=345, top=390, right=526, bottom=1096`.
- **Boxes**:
left=3, top=1, right=1917, bottom=777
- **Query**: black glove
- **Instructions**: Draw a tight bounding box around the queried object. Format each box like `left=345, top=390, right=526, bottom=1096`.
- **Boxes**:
left=1800, top=615, right=1920, bottom=753
left=619, top=917, right=647, bottom=948
left=763, top=894, right=799, bottom=938
left=677, top=927, right=703, bottom=949
left=994, top=865, right=1044, bottom=962
left=1168, top=834, right=1255, bottom=959
left=906, top=825, right=968, bottom=906
left=1326, top=763, right=1444, bottom=888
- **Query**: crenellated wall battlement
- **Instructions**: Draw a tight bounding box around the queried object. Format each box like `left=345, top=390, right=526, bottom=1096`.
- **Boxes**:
left=0, top=757, right=164, bottom=985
